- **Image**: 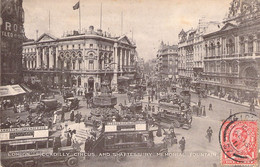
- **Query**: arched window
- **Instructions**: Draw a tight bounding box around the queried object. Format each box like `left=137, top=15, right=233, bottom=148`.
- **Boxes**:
left=248, top=36, right=254, bottom=53
left=240, top=36, right=245, bottom=54
left=78, top=77, right=81, bottom=87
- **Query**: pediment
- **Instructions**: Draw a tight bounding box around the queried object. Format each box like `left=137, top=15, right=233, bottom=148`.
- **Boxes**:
left=36, top=33, right=57, bottom=43
left=118, top=36, right=132, bottom=46
left=220, top=23, right=237, bottom=31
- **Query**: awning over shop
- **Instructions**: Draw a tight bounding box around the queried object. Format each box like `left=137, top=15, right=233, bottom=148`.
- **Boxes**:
left=0, top=85, right=26, bottom=97
left=20, top=84, right=32, bottom=93
left=11, top=85, right=26, bottom=95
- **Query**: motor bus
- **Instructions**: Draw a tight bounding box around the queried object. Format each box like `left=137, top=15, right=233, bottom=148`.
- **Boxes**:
left=89, top=121, right=168, bottom=161
left=0, top=126, right=79, bottom=167
left=153, top=101, right=192, bottom=129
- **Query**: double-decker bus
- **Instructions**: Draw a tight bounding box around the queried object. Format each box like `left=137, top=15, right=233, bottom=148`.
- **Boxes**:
left=0, top=126, right=79, bottom=167
left=90, top=121, right=168, bottom=161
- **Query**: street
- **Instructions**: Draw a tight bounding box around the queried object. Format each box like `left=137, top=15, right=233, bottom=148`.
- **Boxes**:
left=31, top=90, right=259, bottom=167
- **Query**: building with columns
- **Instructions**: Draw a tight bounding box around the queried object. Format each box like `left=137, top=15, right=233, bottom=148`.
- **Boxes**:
left=22, top=26, right=137, bottom=92
left=201, top=0, right=260, bottom=103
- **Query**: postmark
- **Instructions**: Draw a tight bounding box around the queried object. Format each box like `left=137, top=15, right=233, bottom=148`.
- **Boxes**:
left=219, top=112, right=259, bottom=165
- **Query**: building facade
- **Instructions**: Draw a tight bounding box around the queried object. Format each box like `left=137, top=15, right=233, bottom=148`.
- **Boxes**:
left=22, top=26, right=137, bottom=92
left=156, top=42, right=178, bottom=80
left=201, top=0, right=260, bottom=103
left=177, top=29, right=195, bottom=86
left=1, top=0, right=25, bottom=85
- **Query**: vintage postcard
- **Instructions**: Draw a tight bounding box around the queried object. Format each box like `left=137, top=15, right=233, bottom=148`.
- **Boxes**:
left=0, top=0, right=259, bottom=167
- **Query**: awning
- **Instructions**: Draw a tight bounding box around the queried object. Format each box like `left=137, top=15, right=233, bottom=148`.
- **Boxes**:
left=0, top=85, right=26, bottom=97
left=11, top=85, right=26, bottom=95
left=20, top=84, right=32, bottom=93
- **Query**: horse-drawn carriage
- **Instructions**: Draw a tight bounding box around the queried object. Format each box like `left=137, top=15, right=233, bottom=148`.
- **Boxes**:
left=32, top=99, right=62, bottom=116
left=66, top=97, right=80, bottom=110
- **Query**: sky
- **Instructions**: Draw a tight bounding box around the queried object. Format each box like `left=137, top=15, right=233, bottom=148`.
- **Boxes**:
left=23, top=0, right=231, bottom=61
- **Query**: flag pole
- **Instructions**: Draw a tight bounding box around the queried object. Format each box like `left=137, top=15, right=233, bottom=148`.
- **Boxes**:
left=100, top=2, right=102, bottom=30
left=79, top=0, right=81, bottom=33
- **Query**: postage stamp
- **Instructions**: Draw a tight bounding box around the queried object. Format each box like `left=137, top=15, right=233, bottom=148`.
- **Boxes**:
left=219, top=112, right=258, bottom=165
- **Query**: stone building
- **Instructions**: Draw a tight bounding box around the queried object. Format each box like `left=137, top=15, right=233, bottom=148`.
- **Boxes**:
left=156, top=42, right=178, bottom=80
left=201, top=0, right=260, bottom=103
left=22, top=26, right=137, bottom=92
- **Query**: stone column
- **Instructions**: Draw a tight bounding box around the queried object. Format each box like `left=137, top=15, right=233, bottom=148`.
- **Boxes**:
left=55, top=47, right=58, bottom=69
left=253, top=34, right=257, bottom=58
left=49, top=47, right=54, bottom=69
left=124, top=49, right=127, bottom=68
left=120, top=48, right=123, bottom=71
left=42, top=47, right=45, bottom=68
left=114, top=43, right=118, bottom=71
left=245, top=36, right=248, bottom=54
left=36, top=48, right=40, bottom=68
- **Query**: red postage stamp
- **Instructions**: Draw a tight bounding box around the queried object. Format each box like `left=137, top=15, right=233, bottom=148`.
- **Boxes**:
left=220, top=120, right=258, bottom=165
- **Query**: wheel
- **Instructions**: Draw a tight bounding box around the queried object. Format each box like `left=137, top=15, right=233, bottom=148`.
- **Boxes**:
left=66, top=157, right=78, bottom=167
left=173, top=120, right=181, bottom=128
left=10, top=162, right=24, bottom=167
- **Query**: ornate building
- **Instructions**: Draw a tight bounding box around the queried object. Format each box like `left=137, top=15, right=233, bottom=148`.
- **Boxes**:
left=1, top=0, right=25, bottom=85
left=177, top=29, right=195, bottom=86
left=201, top=0, right=260, bottom=102
left=22, top=26, right=137, bottom=92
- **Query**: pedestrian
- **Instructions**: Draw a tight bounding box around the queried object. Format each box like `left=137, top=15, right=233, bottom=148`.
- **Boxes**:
left=209, top=103, right=213, bottom=111
left=61, top=109, right=65, bottom=123
left=48, top=118, right=53, bottom=130
left=179, top=137, right=186, bottom=154
left=85, top=137, right=92, bottom=159
left=70, top=109, right=75, bottom=122
left=206, top=127, right=213, bottom=143
left=66, top=129, right=72, bottom=146
left=198, top=100, right=201, bottom=107
left=53, top=135, right=62, bottom=153
left=156, top=125, right=162, bottom=137
left=152, top=106, right=155, bottom=113
left=75, top=111, right=82, bottom=123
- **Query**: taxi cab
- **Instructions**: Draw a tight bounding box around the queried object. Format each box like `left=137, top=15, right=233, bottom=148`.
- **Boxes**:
left=90, top=121, right=168, bottom=161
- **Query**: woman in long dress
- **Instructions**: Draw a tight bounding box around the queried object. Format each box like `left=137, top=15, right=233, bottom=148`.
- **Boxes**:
left=70, top=110, right=75, bottom=121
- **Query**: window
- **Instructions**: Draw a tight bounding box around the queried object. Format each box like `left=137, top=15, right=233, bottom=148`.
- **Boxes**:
left=27, top=143, right=36, bottom=150
left=72, top=62, right=75, bottom=70
left=48, top=140, right=53, bottom=148
left=89, top=60, right=94, bottom=70
left=248, top=36, right=254, bottom=53
left=8, top=145, right=16, bottom=151
left=17, top=145, right=26, bottom=151
left=1, top=144, right=7, bottom=152
left=37, top=141, right=47, bottom=149
left=90, top=44, right=93, bottom=49
left=78, top=44, right=81, bottom=49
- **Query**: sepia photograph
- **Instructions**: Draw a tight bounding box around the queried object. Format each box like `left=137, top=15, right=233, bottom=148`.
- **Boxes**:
left=0, top=0, right=260, bottom=167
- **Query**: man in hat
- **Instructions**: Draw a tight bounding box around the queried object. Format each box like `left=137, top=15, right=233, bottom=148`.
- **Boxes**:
left=206, top=126, right=213, bottom=143
left=179, top=137, right=186, bottom=153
